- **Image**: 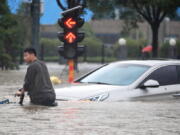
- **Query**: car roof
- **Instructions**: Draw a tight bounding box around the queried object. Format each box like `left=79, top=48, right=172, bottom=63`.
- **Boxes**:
left=112, top=59, right=180, bottom=67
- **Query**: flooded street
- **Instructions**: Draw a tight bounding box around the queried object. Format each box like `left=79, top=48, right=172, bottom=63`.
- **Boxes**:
left=1, top=63, right=180, bottom=135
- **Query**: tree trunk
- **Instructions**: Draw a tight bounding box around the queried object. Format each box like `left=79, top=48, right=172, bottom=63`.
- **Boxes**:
left=151, top=24, right=160, bottom=58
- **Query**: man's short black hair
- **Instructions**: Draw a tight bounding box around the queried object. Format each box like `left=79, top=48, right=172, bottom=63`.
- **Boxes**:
left=24, top=48, right=37, bottom=56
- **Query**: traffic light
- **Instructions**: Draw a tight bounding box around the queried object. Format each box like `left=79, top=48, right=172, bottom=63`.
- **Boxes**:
left=58, top=14, right=85, bottom=59
left=56, top=3, right=86, bottom=83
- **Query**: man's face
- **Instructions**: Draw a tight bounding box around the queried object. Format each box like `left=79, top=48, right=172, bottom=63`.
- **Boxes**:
left=23, top=52, right=34, bottom=63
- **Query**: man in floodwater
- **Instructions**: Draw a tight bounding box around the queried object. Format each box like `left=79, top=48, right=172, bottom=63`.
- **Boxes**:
left=16, top=48, right=56, bottom=106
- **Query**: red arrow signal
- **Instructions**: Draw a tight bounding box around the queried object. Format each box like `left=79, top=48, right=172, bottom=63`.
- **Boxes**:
left=64, top=18, right=76, bottom=29
left=65, top=32, right=76, bottom=43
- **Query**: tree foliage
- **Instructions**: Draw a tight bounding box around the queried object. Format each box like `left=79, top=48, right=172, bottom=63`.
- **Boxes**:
left=0, top=0, right=25, bottom=69
left=87, top=0, right=180, bottom=57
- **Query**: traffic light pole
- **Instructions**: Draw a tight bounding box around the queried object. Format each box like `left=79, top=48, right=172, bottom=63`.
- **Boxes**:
left=31, top=0, right=40, bottom=57
left=68, top=59, right=75, bottom=83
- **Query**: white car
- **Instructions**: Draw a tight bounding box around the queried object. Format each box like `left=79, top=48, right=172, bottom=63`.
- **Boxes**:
left=55, top=60, right=180, bottom=101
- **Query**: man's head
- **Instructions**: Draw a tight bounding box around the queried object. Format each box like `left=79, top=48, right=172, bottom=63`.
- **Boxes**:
left=23, top=48, right=37, bottom=63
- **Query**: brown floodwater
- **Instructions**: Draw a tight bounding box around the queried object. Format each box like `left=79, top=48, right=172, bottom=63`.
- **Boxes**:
left=0, top=63, right=180, bottom=135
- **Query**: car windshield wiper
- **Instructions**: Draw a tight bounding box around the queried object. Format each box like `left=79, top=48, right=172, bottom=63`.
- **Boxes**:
left=86, top=82, right=112, bottom=85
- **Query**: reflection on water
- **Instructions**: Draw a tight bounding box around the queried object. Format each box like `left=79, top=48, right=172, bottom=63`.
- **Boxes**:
left=1, top=63, right=180, bottom=135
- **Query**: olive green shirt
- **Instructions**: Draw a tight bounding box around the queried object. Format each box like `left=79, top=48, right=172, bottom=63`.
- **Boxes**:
left=23, top=60, right=55, bottom=99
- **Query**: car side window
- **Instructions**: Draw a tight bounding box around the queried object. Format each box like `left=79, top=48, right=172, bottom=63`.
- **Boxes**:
left=176, top=66, right=180, bottom=83
left=142, top=65, right=178, bottom=86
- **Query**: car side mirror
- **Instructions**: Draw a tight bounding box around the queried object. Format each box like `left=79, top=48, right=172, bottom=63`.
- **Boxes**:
left=140, top=79, right=160, bottom=89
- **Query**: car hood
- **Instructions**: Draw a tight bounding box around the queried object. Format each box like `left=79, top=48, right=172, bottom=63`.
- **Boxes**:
left=55, top=83, right=127, bottom=100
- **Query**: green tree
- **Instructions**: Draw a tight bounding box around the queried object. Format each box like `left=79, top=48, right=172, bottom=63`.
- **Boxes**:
left=0, top=0, right=9, bottom=15
left=81, top=23, right=103, bottom=57
left=0, top=0, right=25, bottom=69
left=87, top=0, right=180, bottom=57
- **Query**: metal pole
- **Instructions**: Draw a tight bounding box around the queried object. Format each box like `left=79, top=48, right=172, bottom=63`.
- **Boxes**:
left=84, top=45, right=87, bottom=62
left=74, top=58, right=79, bottom=73
left=68, top=60, right=75, bottom=83
left=68, top=0, right=74, bottom=8
left=31, top=0, right=40, bottom=57
left=101, top=44, right=105, bottom=64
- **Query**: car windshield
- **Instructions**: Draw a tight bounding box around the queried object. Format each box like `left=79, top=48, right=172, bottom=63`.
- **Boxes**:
left=79, top=63, right=150, bottom=86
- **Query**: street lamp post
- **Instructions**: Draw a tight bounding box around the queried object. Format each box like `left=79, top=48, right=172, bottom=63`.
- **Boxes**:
left=169, top=38, right=176, bottom=59
left=31, top=0, right=44, bottom=58
left=118, top=38, right=127, bottom=60
left=31, top=0, right=40, bottom=57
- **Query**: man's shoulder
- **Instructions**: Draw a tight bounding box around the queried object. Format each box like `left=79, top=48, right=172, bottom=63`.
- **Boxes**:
left=29, top=60, right=46, bottom=68
left=28, top=60, right=40, bottom=68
